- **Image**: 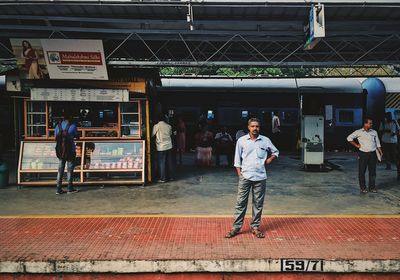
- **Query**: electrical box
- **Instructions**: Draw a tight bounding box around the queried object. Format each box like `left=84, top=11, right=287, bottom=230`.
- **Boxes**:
left=301, top=115, right=324, bottom=167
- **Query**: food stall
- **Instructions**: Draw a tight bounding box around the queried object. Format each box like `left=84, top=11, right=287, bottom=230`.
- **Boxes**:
left=18, top=86, right=147, bottom=185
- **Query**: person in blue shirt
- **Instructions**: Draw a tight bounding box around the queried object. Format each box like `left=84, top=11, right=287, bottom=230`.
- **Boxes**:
left=225, top=118, right=279, bottom=239
left=54, top=112, right=79, bottom=194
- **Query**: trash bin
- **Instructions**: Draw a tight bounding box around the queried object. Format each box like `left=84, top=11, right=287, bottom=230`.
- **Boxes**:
left=0, top=162, right=9, bottom=188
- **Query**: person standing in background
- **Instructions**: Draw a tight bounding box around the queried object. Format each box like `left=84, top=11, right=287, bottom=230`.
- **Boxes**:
left=55, top=112, right=79, bottom=195
left=379, top=112, right=400, bottom=180
left=152, top=113, right=174, bottom=183
left=271, top=112, right=281, bottom=144
left=194, top=125, right=214, bottom=167
left=215, top=126, right=234, bottom=167
left=347, top=117, right=383, bottom=193
left=176, top=116, right=186, bottom=165
left=235, top=122, right=248, bottom=142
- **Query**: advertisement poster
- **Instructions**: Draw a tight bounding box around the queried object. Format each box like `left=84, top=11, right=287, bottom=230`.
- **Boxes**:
left=10, top=39, right=108, bottom=80
left=10, top=38, right=49, bottom=80
left=41, top=39, right=108, bottom=80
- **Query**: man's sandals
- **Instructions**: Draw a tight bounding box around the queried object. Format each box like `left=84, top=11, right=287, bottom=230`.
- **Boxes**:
left=225, top=229, right=240, bottom=238
left=225, top=228, right=265, bottom=239
left=251, top=228, right=265, bottom=238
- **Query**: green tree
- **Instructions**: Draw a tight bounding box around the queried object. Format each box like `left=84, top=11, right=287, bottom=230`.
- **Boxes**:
left=161, top=67, right=313, bottom=77
left=0, top=64, right=15, bottom=74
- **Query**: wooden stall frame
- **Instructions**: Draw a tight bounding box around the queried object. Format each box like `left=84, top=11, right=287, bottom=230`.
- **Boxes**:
left=23, top=99, right=27, bottom=140
left=45, top=102, right=49, bottom=138
left=117, top=104, right=121, bottom=138
left=145, top=99, right=152, bottom=183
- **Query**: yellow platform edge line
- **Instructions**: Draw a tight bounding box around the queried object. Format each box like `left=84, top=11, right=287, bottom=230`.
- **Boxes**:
left=0, top=214, right=399, bottom=219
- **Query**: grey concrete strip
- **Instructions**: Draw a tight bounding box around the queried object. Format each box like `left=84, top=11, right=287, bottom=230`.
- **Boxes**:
left=1, top=259, right=399, bottom=273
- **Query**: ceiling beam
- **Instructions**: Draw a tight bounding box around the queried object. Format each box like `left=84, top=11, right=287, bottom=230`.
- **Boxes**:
left=1, top=15, right=400, bottom=29
left=0, top=24, right=399, bottom=38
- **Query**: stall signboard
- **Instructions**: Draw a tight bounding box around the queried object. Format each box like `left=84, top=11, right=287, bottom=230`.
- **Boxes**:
left=10, top=39, right=108, bottom=80
left=6, top=75, right=22, bottom=92
left=41, top=39, right=108, bottom=80
left=31, top=88, right=129, bottom=102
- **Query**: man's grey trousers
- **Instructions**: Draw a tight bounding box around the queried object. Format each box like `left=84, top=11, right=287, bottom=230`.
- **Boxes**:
left=233, top=175, right=266, bottom=230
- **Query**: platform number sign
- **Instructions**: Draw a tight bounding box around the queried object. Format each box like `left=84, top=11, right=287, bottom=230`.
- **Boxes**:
left=281, top=259, right=324, bottom=272
left=304, top=4, right=325, bottom=50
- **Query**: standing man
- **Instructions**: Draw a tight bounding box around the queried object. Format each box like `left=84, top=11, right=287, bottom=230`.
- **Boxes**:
left=152, top=113, right=174, bottom=183
left=379, top=112, right=400, bottom=179
left=225, top=118, right=279, bottom=239
left=271, top=111, right=281, bottom=143
left=55, top=112, right=79, bottom=195
left=347, top=117, right=383, bottom=193
left=235, top=122, right=248, bottom=142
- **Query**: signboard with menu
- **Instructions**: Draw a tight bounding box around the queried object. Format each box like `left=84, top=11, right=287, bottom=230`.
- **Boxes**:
left=31, top=88, right=129, bottom=102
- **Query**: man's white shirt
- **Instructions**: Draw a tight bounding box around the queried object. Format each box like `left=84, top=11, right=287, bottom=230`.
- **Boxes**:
left=152, top=121, right=173, bottom=151
left=347, top=128, right=381, bottom=152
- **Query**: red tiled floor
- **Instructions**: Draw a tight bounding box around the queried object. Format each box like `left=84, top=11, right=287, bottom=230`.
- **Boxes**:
left=0, top=216, right=399, bottom=261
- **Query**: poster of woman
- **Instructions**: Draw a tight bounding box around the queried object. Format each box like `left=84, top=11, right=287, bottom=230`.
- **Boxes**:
left=10, top=38, right=49, bottom=79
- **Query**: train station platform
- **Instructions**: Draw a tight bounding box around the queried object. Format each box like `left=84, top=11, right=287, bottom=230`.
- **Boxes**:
left=0, top=152, right=399, bottom=278
left=1, top=152, right=399, bottom=216
left=0, top=215, right=399, bottom=278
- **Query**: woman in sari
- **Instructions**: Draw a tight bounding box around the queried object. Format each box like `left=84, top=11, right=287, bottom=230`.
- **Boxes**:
left=176, top=116, right=186, bottom=165
left=22, top=40, right=43, bottom=79
left=195, top=125, right=214, bottom=167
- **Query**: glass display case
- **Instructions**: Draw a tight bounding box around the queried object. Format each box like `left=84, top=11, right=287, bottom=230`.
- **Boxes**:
left=83, top=141, right=144, bottom=183
left=18, top=141, right=83, bottom=184
left=18, top=140, right=145, bottom=185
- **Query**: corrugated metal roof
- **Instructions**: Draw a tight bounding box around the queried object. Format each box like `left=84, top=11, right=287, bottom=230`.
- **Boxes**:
left=1, top=2, right=399, bottom=19
left=0, top=1, right=400, bottom=66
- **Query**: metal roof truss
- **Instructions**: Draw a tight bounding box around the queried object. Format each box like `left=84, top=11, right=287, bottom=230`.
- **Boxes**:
left=0, top=1, right=400, bottom=68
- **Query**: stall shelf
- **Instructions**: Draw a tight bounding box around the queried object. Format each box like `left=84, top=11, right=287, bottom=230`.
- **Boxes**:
left=23, top=100, right=141, bottom=140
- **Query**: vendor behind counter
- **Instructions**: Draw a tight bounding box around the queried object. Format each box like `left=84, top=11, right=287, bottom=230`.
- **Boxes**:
left=49, top=102, right=118, bottom=129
